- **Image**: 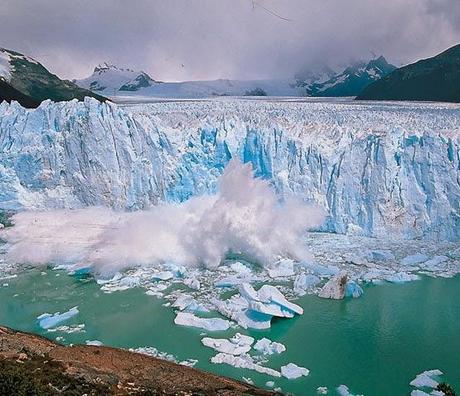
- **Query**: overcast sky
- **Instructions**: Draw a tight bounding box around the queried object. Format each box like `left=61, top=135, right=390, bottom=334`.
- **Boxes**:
left=1, top=0, right=459, bottom=81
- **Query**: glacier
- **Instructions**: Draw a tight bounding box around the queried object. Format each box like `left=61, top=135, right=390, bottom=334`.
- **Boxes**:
left=0, top=98, right=459, bottom=240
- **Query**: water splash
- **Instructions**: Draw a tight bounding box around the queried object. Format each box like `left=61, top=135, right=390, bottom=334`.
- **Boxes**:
left=2, top=160, right=325, bottom=275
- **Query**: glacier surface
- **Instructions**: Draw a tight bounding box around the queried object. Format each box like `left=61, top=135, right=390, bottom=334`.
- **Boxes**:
left=0, top=98, right=459, bottom=240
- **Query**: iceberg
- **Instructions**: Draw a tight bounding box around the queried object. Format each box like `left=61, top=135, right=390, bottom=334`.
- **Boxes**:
left=174, top=312, right=231, bottom=331
left=318, top=271, right=348, bottom=299
left=280, top=363, right=310, bottom=379
left=86, top=340, right=103, bottom=346
left=345, top=280, right=364, bottom=298
left=37, top=306, right=79, bottom=329
left=253, top=338, right=286, bottom=355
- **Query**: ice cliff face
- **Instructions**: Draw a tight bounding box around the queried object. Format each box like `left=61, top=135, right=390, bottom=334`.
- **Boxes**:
left=0, top=98, right=459, bottom=240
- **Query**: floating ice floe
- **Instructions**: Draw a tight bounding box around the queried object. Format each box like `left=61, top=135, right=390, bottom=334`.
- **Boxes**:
left=345, top=280, right=364, bottom=298
left=280, top=363, right=309, bottom=379
left=266, top=381, right=275, bottom=388
left=46, top=324, right=85, bottom=334
left=253, top=338, right=286, bottom=355
left=336, top=384, right=363, bottom=396
left=410, top=369, right=443, bottom=389
left=174, top=312, right=231, bottom=331
left=201, top=333, right=254, bottom=355
left=37, top=306, right=79, bottom=329
left=184, top=277, right=200, bottom=290
left=130, top=346, right=197, bottom=367
left=211, top=352, right=281, bottom=377
left=385, top=272, right=420, bottom=283
left=318, top=271, right=347, bottom=299
left=316, top=386, right=328, bottom=394
left=410, top=391, right=444, bottom=396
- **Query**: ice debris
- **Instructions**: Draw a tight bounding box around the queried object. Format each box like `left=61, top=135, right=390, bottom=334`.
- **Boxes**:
left=410, top=369, right=443, bottom=389
left=201, top=333, right=254, bottom=355
left=336, top=384, right=363, bottom=396
left=173, top=294, right=209, bottom=313
left=294, top=274, right=320, bottom=296
left=401, top=254, right=429, bottom=266
left=318, top=271, right=348, bottom=299
left=345, top=280, right=364, bottom=298
left=37, top=306, right=79, bottom=329
left=174, top=312, right=231, bottom=331
left=280, top=363, right=309, bottom=379
left=253, top=338, right=286, bottom=355
left=317, top=386, right=328, bottom=394
left=267, top=259, right=295, bottom=278
left=211, top=353, right=281, bottom=377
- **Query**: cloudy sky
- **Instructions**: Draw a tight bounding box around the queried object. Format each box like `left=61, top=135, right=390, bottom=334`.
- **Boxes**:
left=1, top=0, right=459, bottom=81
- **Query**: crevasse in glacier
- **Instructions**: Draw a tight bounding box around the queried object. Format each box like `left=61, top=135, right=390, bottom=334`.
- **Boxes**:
left=0, top=98, right=459, bottom=240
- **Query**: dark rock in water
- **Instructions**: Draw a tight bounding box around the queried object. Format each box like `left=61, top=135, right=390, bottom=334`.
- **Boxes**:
left=0, top=326, right=278, bottom=395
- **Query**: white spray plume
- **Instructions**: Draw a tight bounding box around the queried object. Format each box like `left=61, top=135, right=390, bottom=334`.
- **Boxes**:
left=2, top=160, right=325, bottom=275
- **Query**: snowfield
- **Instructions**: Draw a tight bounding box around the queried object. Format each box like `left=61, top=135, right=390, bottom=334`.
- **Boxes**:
left=0, top=97, right=459, bottom=240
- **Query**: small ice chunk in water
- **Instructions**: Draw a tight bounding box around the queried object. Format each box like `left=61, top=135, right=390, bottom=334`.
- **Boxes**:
left=266, top=381, right=275, bottom=388
left=336, top=384, right=362, bottom=396
left=253, top=338, right=286, bottom=355
left=317, top=386, right=328, bottom=394
left=37, top=306, right=79, bottom=329
left=318, top=271, right=347, bottom=299
left=267, top=259, right=295, bottom=278
left=410, top=369, right=443, bottom=389
left=152, top=271, right=174, bottom=281
left=385, top=272, right=420, bottom=283
left=401, top=254, right=429, bottom=266
left=86, top=340, right=103, bottom=346
left=211, top=353, right=281, bottom=377
left=280, top=363, right=309, bottom=379
left=411, top=391, right=431, bottom=396
left=345, top=281, right=363, bottom=298
left=201, top=333, right=254, bottom=355
left=174, top=312, right=230, bottom=331
left=173, top=294, right=208, bottom=313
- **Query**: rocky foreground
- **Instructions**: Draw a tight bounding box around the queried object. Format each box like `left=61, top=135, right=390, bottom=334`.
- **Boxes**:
left=0, top=326, right=278, bottom=395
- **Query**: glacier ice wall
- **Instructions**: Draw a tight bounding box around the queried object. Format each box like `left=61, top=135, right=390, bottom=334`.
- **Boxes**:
left=0, top=98, right=459, bottom=240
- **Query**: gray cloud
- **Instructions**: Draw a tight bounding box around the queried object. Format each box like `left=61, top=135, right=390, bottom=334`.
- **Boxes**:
left=1, top=0, right=459, bottom=81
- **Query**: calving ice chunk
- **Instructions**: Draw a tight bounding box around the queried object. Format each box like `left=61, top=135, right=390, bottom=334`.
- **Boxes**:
left=3, top=159, right=324, bottom=274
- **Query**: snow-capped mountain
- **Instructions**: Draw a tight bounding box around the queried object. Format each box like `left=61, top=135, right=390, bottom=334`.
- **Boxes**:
left=305, top=56, right=396, bottom=97
left=76, top=63, right=159, bottom=93
left=77, top=64, right=303, bottom=97
left=0, top=47, right=106, bottom=103
left=0, top=98, right=458, bottom=240
left=294, top=64, right=337, bottom=87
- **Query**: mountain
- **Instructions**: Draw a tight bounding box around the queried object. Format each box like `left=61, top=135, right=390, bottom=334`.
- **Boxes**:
left=0, top=79, right=40, bottom=108
left=0, top=47, right=106, bottom=103
left=357, top=44, right=460, bottom=102
left=306, top=56, right=396, bottom=97
left=294, top=64, right=337, bottom=87
left=76, top=63, right=159, bottom=93
left=0, top=98, right=458, bottom=240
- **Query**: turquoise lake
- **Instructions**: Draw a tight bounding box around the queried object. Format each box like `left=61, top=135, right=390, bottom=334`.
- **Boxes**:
left=0, top=269, right=458, bottom=395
